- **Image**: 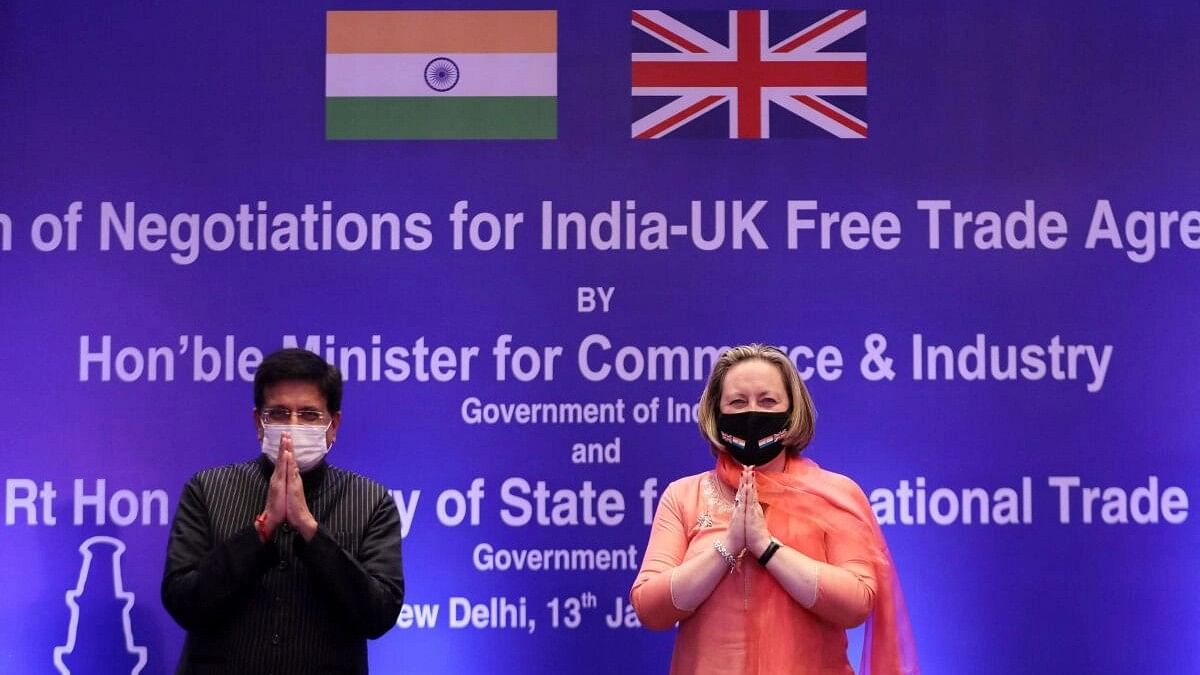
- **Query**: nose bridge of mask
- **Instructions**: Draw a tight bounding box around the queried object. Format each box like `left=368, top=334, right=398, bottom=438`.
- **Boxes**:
left=265, top=421, right=329, bottom=437
left=728, top=411, right=778, bottom=437
left=719, top=411, right=789, bottom=465
left=261, top=423, right=331, bottom=468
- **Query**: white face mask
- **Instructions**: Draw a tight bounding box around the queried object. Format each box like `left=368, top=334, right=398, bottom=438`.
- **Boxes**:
left=261, top=423, right=331, bottom=472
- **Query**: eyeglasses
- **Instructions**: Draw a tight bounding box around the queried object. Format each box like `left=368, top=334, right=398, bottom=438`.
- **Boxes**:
left=260, top=407, right=330, bottom=426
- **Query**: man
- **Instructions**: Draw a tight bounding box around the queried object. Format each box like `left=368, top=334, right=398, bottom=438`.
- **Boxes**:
left=162, top=348, right=403, bottom=674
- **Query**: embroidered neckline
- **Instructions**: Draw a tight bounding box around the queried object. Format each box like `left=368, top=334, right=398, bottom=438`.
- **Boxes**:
left=701, top=472, right=734, bottom=513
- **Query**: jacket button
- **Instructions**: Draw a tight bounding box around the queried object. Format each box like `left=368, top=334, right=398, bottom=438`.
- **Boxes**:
left=271, top=633, right=281, bottom=645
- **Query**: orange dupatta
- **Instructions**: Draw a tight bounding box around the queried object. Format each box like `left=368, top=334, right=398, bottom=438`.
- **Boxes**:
left=716, top=453, right=919, bottom=674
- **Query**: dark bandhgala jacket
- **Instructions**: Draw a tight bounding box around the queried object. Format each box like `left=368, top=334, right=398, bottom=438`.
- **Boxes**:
left=162, top=456, right=404, bottom=674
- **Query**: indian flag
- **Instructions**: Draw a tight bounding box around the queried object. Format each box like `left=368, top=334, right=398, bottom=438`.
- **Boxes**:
left=326, top=10, right=557, bottom=140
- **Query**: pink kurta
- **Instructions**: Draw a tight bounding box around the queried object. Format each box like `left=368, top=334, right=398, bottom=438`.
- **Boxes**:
left=632, top=461, right=912, bottom=675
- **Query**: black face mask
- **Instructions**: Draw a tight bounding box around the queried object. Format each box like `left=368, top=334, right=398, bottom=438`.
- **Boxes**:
left=718, top=411, right=790, bottom=466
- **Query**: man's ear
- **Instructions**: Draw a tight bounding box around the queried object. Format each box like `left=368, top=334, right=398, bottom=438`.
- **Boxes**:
left=253, top=408, right=263, bottom=441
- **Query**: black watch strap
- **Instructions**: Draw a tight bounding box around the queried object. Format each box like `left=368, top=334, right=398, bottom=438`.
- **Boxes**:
left=757, top=538, right=781, bottom=566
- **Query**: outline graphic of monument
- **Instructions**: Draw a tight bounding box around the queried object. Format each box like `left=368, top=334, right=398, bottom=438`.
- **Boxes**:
left=53, top=536, right=148, bottom=674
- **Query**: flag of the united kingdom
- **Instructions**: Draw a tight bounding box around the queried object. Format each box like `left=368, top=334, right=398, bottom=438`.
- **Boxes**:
left=631, top=9, right=866, bottom=139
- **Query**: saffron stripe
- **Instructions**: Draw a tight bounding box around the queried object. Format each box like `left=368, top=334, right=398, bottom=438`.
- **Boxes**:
left=327, top=10, right=556, bottom=54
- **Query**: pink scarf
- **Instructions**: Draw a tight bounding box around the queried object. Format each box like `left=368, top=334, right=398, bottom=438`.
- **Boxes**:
left=716, top=453, right=919, bottom=674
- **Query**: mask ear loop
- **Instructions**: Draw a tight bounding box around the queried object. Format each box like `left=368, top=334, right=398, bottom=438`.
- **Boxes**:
left=323, top=420, right=335, bottom=451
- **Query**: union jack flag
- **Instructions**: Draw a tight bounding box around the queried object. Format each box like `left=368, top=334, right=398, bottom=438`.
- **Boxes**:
left=631, top=9, right=867, bottom=139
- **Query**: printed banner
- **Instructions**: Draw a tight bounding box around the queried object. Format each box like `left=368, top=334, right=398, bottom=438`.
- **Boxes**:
left=1, top=2, right=1197, bottom=674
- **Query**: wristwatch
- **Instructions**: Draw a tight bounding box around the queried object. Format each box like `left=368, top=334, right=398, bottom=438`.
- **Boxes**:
left=757, top=537, right=782, bottom=566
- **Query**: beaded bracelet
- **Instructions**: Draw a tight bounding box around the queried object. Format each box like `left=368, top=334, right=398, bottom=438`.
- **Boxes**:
left=713, top=539, right=739, bottom=572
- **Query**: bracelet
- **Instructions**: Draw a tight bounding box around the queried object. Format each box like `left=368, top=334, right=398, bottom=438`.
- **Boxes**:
left=757, top=538, right=782, bottom=566
left=713, top=539, right=739, bottom=572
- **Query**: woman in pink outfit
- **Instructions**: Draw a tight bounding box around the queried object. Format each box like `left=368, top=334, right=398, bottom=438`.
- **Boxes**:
left=631, top=344, right=918, bottom=675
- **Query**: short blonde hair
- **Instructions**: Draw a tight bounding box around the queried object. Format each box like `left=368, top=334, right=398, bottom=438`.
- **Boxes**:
left=697, top=344, right=816, bottom=456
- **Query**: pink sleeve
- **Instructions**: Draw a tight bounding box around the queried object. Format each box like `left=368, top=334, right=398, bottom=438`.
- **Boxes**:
left=809, top=484, right=879, bottom=628
left=630, top=481, right=694, bottom=630
left=810, top=549, right=877, bottom=628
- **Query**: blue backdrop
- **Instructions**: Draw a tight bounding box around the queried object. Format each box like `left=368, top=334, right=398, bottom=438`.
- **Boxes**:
left=2, top=1, right=1198, bottom=673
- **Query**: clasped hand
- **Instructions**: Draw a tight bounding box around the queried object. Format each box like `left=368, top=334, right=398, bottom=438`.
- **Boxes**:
left=261, top=432, right=318, bottom=541
left=726, top=465, right=772, bottom=558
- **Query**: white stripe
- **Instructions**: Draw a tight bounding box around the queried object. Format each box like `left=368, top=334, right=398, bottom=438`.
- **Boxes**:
left=761, top=51, right=866, bottom=62
left=632, top=52, right=735, bottom=62
left=632, top=10, right=731, bottom=56
left=326, top=53, right=557, bottom=97
left=631, top=93, right=728, bottom=138
left=631, top=86, right=739, bottom=138
left=763, top=86, right=867, bottom=96
left=760, top=88, right=770, bottom=139
left=770, top=11, right=867, bottom=55
left=767, top=92, right=866, bottom=138
left=633, top=86, right=737, bottom=97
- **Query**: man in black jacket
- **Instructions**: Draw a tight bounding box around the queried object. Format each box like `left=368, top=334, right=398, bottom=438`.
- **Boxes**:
left=162, top=348, right=404, bottom=674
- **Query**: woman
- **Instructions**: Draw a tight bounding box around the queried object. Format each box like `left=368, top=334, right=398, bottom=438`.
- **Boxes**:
left=631, top=344, right=918, bottom=674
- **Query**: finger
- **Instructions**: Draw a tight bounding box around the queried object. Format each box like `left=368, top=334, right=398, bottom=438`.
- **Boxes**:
left=287, top=449, right=301, bottom=481
left=272, top=441, right=286, bottom=475
left=279, top=452, right=292, bottom=497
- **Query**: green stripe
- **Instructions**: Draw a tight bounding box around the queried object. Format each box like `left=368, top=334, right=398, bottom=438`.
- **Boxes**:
left=326, top=97, right=557, bottom=140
